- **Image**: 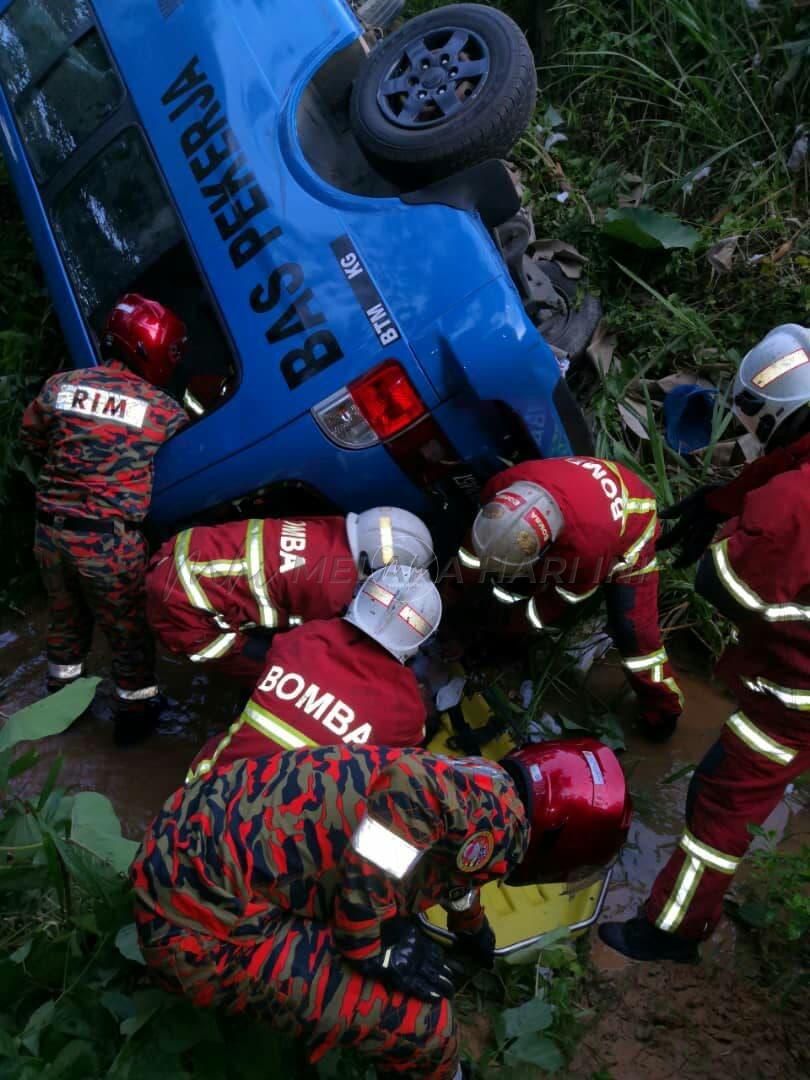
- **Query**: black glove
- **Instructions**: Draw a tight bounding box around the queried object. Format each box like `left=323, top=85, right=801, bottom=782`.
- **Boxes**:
left=451, top=917, right=496, bottom=970
left=357, top=919, right=455, bottom=1002
left=657, top=484, right=726, bottom=569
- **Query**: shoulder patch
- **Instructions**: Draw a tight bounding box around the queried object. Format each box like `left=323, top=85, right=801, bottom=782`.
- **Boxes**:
left=55, top=385, right=148, bottom=429
left=457, top=830, right=495, bottom=873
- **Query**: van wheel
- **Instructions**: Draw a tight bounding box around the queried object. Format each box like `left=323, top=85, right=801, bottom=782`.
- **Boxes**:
left=350, top=3, right=537, bottom=180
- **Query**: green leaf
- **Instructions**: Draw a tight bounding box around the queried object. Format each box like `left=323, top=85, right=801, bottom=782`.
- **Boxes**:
left=100, top=992, right=137, bottom=1023
left=115, top=924, right=146, bottom=966
left=501, top=997, right=554, bottom=1040
left=0, top=678, right=100, bottom=751
left=120, top=990, right=165, bottom=1039
left=504, top=1032, right=564, bottom=1071
left=47, top=1039, right=98, bottom=1079
left=602, top=208, right=700, bottom=251
left=19, top=1000, right=55, bottom=1056
left=36, top=754, right=64, bottom=810
left=662, top=763, right=696, bottom=784
left=70, top=792, right=138, bottom=874
left=9, top=940, right=32, bottom=965
left=737, top=900, right=773, bottom=929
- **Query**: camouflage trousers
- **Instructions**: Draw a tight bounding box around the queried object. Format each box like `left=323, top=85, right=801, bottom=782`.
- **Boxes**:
left=140, top=912, right=459, bottom=1079
left=34, top=522, right=156, bottom=697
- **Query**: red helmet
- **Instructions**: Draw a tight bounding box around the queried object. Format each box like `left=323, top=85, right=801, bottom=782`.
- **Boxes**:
left=501, top=738, right=632, bottom=886
left=102, top=294, right=188, bottom=387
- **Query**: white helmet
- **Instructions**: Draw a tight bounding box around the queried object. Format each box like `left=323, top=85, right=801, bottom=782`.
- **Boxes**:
left=345, top=506, right=434, bottom=573
left=344, top=564, right=441, bottom=663
left=471, top=481, right=564, bottom=572
left=732, top=324, right=810, bottom=449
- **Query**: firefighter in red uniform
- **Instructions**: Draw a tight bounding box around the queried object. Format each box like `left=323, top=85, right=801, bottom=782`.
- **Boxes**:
left=601, top=324, right=810, bottom=963
left=19, top=294, right=190, bottom=745
left=186, top=564, right=442, bottom=782
left=456, top=457, right=683, bottom=739
left=146, top=506, right=433, bottom=683
left=131, top=739, right=631, bottom=1079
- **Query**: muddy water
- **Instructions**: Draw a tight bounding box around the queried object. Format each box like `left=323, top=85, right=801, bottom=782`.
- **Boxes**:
left=2, top=604, right=807, bottom=913
left=0, top=604, right=244, bottom=836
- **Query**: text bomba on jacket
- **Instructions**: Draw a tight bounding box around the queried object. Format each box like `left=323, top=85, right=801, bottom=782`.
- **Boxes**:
left=258, top=664, right=373, bottom=745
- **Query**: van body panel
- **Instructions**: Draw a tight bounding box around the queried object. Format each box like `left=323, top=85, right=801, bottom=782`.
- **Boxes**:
left=0, top=0, right=588, bottom=531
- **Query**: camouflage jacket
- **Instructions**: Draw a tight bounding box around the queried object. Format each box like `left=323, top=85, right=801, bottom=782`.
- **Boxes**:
left=20, top=360, right=188, bottom=522
left=131, top=745, right=529, bottom=960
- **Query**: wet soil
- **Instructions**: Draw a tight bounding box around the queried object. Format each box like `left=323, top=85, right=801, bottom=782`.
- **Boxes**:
left=572, top=654, right=810, bottom=1080
left=1, top=605, right=807, bottom=1078
left=0, top=604, right=239, bottom=835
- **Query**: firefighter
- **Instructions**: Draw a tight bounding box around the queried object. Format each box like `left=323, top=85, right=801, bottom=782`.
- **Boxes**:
left=185, top=564, right=442, bottom=783
left=146, top=506, right=433, bottom=683
left=456, top=457, right=683, bottom=739
left=20, top=294, right=190, bottom=745
left=600, top=324, right=810, bottom=963
left=131, top=739, right=631, bottom=1079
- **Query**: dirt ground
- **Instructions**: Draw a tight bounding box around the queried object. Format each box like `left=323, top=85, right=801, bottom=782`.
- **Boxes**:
left=571, top=939, right=808, bottom=1079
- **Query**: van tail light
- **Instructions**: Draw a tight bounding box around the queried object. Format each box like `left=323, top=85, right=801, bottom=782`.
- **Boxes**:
left=312, top=360, right=427, bottom=448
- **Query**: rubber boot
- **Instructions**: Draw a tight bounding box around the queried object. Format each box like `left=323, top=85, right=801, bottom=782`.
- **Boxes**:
left=637, top=712, right=679, bottom=744
left=113, top=693, right=166, bottom=748
left=598, top=916, right=699, bottom=964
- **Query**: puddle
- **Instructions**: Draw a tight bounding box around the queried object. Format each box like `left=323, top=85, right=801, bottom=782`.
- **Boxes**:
left=0, top=603, right=242, bottom=837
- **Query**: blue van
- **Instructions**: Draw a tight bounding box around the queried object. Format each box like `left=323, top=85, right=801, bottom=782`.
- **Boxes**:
left=0, top=0, right=595, bottom=553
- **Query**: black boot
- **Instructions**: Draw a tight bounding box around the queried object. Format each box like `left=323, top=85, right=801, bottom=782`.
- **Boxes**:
left=637, top=713, right=679, bottom=743
left=113, top=693, right=165, bottom=748
left=598, top=917, right=699, bottom=963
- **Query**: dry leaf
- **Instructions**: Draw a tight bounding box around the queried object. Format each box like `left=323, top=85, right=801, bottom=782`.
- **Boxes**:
left=706, top=236, right=739, bottom=273
left=771, top=239, right=793, bottom=262
left=585, top=319, right=617, bottom=375
left=531, top=238, right=586, bottom=279
left=618, top=397, right=651, bottom=439
left=655, top=373, right=716, bottom=394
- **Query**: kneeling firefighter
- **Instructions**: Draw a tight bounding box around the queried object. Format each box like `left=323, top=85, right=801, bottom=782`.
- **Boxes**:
left=132, top=740, right=631, bottom=1079
left=456, top=457, right=683, bottom=740
left=185, top=564, right=442, bottom=783
left=20, top=295, right=190, bottom=745
left=601, top=324, right=810, bottom=963
left=146, top=506, right=433, bottom=683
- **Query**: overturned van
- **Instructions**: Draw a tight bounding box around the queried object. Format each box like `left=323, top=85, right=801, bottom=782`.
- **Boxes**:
left=0, top=0, right=595, bottom=552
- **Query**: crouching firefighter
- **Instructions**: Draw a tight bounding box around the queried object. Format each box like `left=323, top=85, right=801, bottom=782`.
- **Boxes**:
left=457, top=458, right=684, bottom=740
left=146, top=506, right=433, bottom=683
left=601, top=324, right=810, bottom=963
left=131, top=739, right=631, bottom=1079
left=185, top=564, right=442, bottom=783
left=19, top=294, right=190, bottom=745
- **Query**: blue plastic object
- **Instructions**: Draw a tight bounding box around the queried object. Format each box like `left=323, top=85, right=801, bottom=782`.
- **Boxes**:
left=0, top=0, right=590, bottom=544
left=664, top=383, right=717, bottom=453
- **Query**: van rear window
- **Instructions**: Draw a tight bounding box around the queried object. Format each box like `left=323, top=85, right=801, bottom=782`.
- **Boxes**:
left=51, top=127, right=183, bottom=323
left=52, top=126, right=239, bottom=415
left=0, top=1, right=121, bottom=181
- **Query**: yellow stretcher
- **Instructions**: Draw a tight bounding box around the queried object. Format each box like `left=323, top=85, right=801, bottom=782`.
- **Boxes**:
left=422, top=677, right=611, bottom=958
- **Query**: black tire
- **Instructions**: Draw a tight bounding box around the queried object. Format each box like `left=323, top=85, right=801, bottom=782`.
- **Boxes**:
left=350, top=3, right=537, bottom=180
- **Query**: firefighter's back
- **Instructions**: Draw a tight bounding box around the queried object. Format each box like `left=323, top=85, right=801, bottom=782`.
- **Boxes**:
left=29, top=361, right=186, bottom=522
